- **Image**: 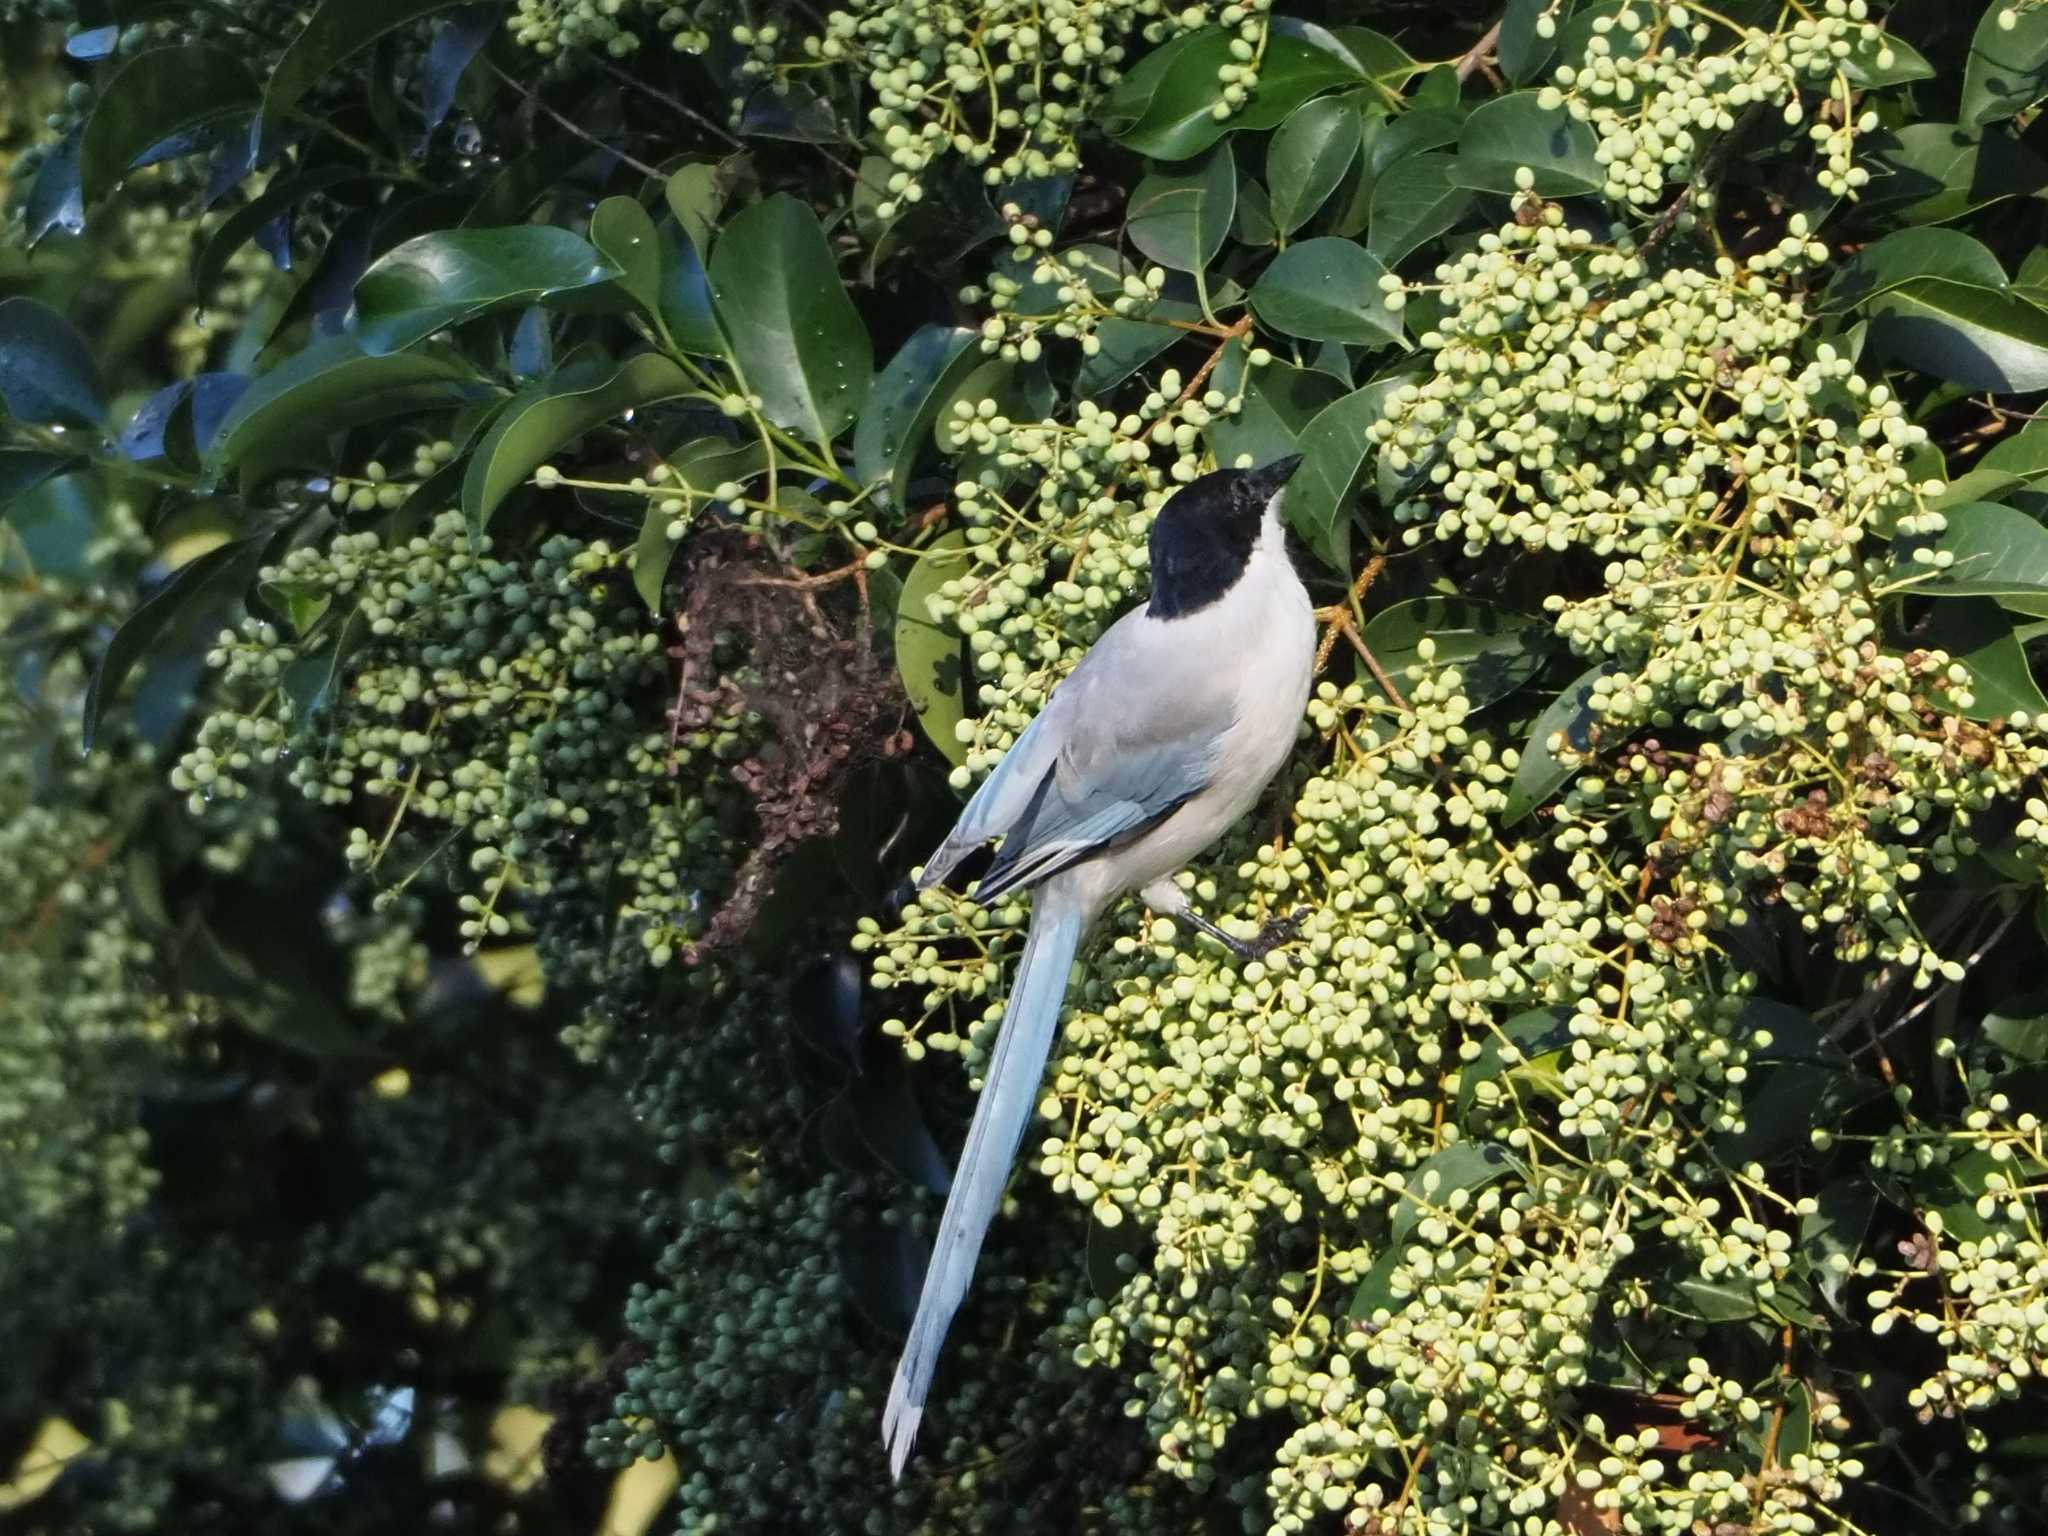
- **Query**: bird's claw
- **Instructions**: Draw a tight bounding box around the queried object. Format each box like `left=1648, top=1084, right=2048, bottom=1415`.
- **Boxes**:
left=1227, top=910, right=1300, bottom=961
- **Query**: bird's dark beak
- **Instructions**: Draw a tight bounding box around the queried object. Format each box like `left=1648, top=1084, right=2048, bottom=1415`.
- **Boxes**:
left=1247, top=454, right=1305, bottom=500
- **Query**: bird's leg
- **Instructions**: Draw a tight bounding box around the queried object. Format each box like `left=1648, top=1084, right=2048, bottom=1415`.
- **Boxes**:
left=1138, top=878, right=1299, bottom=961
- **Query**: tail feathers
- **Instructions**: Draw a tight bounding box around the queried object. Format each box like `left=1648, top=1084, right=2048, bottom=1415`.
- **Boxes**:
left=881, top=893, right=1087, bottom=1481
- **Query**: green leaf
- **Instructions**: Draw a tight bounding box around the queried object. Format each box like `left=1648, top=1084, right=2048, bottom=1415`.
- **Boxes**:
left=1361, top=598, right=1552, bottom=710
left=1904, top=501, right=2048, bottom=599
left=664, top=162, right=728, bottom=259
left=1840, top=28, right=1934, bottom=89
left=588, top=196, right=666, bottom=330
left=1860, top=122, right=2048, bottom=225
left=1127, top=143, right=1237, bottom=275
left=260, top=0, right=473, bottom=149
left=79, top=45, right=257, bottom=207
left=0, top=298, right=104, bottom=426
left=1823, top=227, right=2012, bottom=312
left=708, top=193, right=873, bottom=448
left=1249, top=238, right=1403, bottom=347
left=463, top=352, right=691, bottom=538
left=1458, top=1008, right=1573, bottom=1117
left=1962, top=4, right=2048, bottom=127
left=1503, top=662, right=1616, bottom=823
left=1864, top=277, right=2048, bottom=394
left=1076, top=317, right=1180, bottom=395
left=632, top=435, right=769, bottom=609
left=85, top=538, right=268, bottom=750
left=1285, top=375, right=1407, bottom=571
left=351, top=226, right=619, bottom=356
left=0, top=449, right=83, bottom=509
left=1098, top=28, right=1237, bottom=160
left=654, top=220, right=721, bottom=356
left=855, top=325, right=982, bottom=511
left=894, top=531, right=974, bottom=767
left=1453, top=93, right=1604, bottom=196
left=1985, top=995, right=2048, bottom=1062
left=1229, top=32, right=1368, bottom=132
left=1267, top=95, right=1365, bottom=236
left=1207, top=348, right=1345, bottom=471
left=1498, top=0, right=1560, bottom=84
left=210, top=334, right=480, bottom=486
left=1800, top=1180, right=1876, bottom=1314
left=1366, top=152, right=1470, bottom=266
left=1666, top=1277, right=1760, bottom=1324
left=1389, top=1142, right=1519, bottom=1247
left=1321, top=24, right=1416, bottom=95
left=1918, top=598, right=2048, bottom=721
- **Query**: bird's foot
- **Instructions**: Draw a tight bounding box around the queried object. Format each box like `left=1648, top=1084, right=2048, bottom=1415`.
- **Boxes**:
left=1208, top=910, right=1299, bottom=961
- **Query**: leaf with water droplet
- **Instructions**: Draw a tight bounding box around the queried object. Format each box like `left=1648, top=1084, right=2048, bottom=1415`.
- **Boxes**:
left=589, top=195, right=667, bottom=335
left=349, top=226, right=620, bottom=355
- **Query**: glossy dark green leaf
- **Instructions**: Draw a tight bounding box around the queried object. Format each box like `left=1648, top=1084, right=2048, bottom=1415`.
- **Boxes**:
left=79, top=45, right=257, bottom=207
left=1458, top=1009, right=1573, bottom=1116
left=1823, top=227, right=2011, bottom=312
left=1098, top=28, right=1237, bottom=160
left=589, top=196, right=665, bottom=328
left=351, top=227, right=618, bottom=355
left=1454, top=93, right=1604, bottom=196
left=464, top=352, right=691, bottom=537
left=1267, top=95, right=1364, bottom=236
left=1962, top=5, right=2048, bottom=127
left=0, top=298, right=105, bottom=426
left=1319, top=24, right=1416, bottom=97
left=855, top=325, right=982, bottom=511
left=1076, top=317, right=1181, bottom=395
left=1860, top=123, right=2048, bottom=225
left=1904, top=501, right=2048, bottom=599
left=1986, top=998, right=2048, bottom=1062
left=1840, top=28, right=1933, bottom=89
left=1233, top=177, right=1277, bottom=246
left=632, top=435, right=769, bottom=609
left=1231, top=33, right=1368, bottom=132
left=260, top=0, right=473, bottom=148
left=1667, top=1277, right=1760, bottom=1323
left=1498, top=0, right=1560, bottom=84
left=0, top=449, right=83, bottom=509
left=1361, top=598, right=1552, bottom=710
left=1920, top=598, right=2048, bottom=721
left=664, top=160, right=731, bottom=260
left=1504, top=662, right=1617, bottom=822
left=418, top=4, right=497, bottom=152
left=1800, top=1180, right=1876, bottom=1314
left=1286, top=376, right=1404, bottom=570
left=653, top=220, right=721, bottom=357
left=894, top=530, right=974, bottom=767
left=1127, top=143, right=1237, bottom=275
left=210, top=333, right=479, bottom=485
left=1864, top=278, right=2048, bottom=393
left=1207, top=347, right=1345, bottom=471
left=24, top=132, right=84, bottom=246
left=707, top=193, right=873, bottom=447
left=85, top=537, right=268, bottom=750
left=1250, top=237, right=1402, bottom=347
left=1366, top=152, right=1470, bottom=265
left=1388, top=1142, right=1519, bottom=1247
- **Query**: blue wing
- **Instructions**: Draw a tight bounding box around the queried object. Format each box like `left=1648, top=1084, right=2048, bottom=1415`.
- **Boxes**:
left=918, top=606, right=1229, bottom=900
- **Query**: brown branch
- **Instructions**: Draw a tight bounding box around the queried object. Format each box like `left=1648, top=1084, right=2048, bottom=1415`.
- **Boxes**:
left=1454, top=21, right=1503, bottom=84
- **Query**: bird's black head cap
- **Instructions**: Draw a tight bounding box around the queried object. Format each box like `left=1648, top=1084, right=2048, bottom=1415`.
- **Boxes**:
left=1147, top=454, right=1302, bottom=620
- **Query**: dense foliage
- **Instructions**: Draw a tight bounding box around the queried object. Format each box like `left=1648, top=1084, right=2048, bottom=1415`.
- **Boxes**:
left=6, top=0, right=2048, bottom=1532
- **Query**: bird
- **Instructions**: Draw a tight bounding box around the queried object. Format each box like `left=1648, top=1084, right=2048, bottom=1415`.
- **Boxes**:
left=882, top=452, right=1318, bottom=1479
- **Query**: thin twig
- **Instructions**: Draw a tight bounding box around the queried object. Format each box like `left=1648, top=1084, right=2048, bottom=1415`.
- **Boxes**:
left=1453, top=21, right=1503, bottom=83
left=1850, top=904, right=2026, bottom=1064
left=486, top=60, right=664, bottom=180
left=596, top=56, right=745, bottom=149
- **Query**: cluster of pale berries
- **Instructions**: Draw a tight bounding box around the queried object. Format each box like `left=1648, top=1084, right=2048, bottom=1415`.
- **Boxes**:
left=916, top=354, right=1286, bottom=781
left=1539, top=0, right=1887, bottom=205
left=178, top=515, right=733, bottom=957
left=964, top=231, right=1169, bottom=363
left=782, top=0, right=1268, bottom=213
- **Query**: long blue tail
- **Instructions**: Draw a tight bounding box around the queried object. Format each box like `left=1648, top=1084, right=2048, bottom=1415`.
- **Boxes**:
left=881, top=889, right=1088, bottom=1480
